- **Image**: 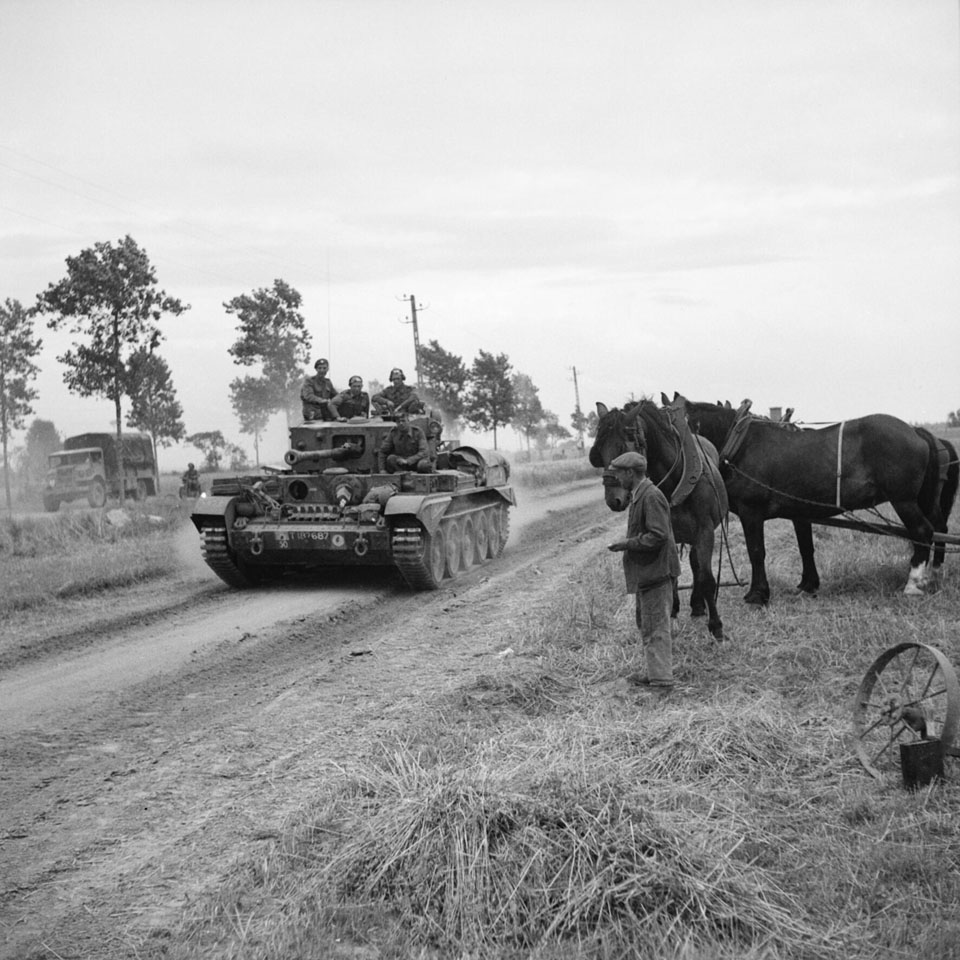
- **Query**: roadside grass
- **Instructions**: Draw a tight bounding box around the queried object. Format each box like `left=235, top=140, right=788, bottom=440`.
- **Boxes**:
left=0, top=499, right=186, bottom=613
left=163, top=519, right=960, bottom=960
left=512, top=455, right=599, bottom=489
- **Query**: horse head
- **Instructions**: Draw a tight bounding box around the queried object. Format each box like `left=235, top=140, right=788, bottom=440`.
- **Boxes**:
left=590, top=401, right=646, bottom=512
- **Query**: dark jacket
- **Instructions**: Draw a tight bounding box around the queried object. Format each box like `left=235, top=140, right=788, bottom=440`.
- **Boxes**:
left=371, top=383, right=423, bottom=414
left=301, top=374, right=337, bottom=406
left=377, top=424, right=429, bottom=470
left=621, top=478, right=681, bottom=593
left=330, top=388, right=370, bottom=419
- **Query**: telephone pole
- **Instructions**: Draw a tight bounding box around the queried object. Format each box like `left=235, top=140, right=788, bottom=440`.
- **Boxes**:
left=571, top=365, right=585, bottom=452
left=400, top=294, right=424, bottom=389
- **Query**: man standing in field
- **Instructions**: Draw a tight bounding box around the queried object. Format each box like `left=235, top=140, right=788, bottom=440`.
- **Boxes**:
left=607, top=451, right=680, bottom=688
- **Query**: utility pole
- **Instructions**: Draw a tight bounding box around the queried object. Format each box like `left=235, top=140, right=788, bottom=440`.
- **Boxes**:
left=400, top=294, right=425, bottom=389
left=571, top=365, right=585, bottom=452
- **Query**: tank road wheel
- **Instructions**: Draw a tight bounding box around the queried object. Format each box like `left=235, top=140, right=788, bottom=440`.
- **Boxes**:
left=199, top=526, right=258, bottom=589
left=474, top=510, right=490, bottom=563
left=488, top=503, right=510, bottom=558
left=443, top=518, right=462, bottom=579
left=853, top=642, right=960, bottom=780
left=460, top=515, right=477, bottom=570
left=427, top=525, right=447, bottom=586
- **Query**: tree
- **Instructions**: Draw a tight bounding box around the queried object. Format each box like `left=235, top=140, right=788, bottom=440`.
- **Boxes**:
left=187, top=430, right=227, bottom=471
left=464, top=350, right=515, bottom=450
left=125, top=348, right=186, bottom=476
left=0, top=299, right=42, bottom=514
left=230, top=375, right=274, bottom=465
left=17, top=418, right=60, bottom=499
left=419, top=339, right=467, bottom=423
left=224, top=442, right=248, bottom=471
left=225, top=279, right=311, bottom=424
left=570, top=408, right=589, bottom=450
left=511, top=372, right=545, bottom=453
left=35, top=235, right=188, bottom=503
left=584, top=409, right=600, bottom=439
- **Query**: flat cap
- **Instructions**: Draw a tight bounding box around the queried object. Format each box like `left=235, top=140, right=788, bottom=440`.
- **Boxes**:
left=609, top=452, right=647, bottom=470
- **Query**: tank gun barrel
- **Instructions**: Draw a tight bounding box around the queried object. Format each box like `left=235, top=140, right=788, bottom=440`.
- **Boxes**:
left=284, top=442, right=359, bottom=467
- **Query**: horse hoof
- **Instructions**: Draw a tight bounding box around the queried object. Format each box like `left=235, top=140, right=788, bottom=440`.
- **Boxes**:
left=744, top=594, right=768, bottom=607
left=691, top=607, right=707, bottom=618
left=903, top=582, right=926, bottom=597
left=710, top=628, right=724, bottom=642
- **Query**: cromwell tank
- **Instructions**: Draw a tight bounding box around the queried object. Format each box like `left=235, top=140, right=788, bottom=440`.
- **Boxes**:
left=190, top=413, right=516, bottom=589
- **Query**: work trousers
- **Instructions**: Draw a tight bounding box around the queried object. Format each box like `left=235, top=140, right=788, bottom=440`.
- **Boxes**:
left=634, top=579, right=674, bottom=684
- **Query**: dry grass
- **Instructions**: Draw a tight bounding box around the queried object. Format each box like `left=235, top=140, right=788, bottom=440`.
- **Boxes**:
left=0, top=500, right=186, bottom=613
left=157, top=514, right=960, bottom=960
left=512, top=455, right=600, bottom=489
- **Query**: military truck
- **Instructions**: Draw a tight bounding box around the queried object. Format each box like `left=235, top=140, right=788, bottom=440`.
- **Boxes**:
left=191, top=413, right=516, bottom=589
left=43, top=432, right=157, bottom=511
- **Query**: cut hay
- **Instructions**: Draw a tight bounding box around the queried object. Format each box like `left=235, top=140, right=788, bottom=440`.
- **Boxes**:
left=317, top=758, right=824, bottom=956
left=608, top=694, right=825, bottom=784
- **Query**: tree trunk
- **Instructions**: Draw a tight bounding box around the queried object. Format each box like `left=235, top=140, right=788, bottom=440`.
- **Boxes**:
left=115, top=394, right=124, bottom=506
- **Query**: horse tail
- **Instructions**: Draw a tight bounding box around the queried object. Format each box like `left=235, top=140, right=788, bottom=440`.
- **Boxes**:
left=939, top=438, right=959, bottom=526
left=914, top=427, right=943, bottom=522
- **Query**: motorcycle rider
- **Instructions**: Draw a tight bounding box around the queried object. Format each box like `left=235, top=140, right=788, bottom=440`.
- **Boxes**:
left=181, top=462, right=201, bottom=496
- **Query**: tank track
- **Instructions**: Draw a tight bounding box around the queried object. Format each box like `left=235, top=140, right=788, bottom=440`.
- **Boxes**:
left=391, top=525, right=439, bottom=590
left=199, top=526, right=256, bottom=589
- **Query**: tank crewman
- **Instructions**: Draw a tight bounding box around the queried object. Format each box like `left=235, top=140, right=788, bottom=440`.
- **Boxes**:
left=377, top=413, right=434, bottom=474
left=371, top=368, right=424, bottom=416
left=301, top=358, right=338, bottom=421
left=329, top=376, right=370, bottom=420
left=182, top=462, right=200, bottom=486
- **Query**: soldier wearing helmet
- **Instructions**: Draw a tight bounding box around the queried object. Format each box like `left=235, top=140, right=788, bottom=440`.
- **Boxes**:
left=371, top=367, right=424, bottom=416
left=329, top=375, right=370, bottom=420
left=301, top=358, right=338, bottom=421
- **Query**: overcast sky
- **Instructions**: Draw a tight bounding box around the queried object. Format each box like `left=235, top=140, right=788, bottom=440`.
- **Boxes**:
left=2, top=0, right=958, bottom=466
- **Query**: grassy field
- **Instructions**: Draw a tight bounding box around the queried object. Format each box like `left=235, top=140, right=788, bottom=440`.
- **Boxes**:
left=5, top=458, right=960, bottom=959
left=165, top=511, right=958, bottom=959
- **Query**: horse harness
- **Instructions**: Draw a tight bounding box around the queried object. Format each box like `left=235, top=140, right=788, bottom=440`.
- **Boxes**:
left=718, top=399, right=850, bottom=509
left=613, top=405, right=719, bottom=510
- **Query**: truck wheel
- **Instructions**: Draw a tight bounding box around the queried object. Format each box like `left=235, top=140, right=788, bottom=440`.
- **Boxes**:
left=43, top=496, right=60, bottom=513
left=88, top=481, right=107, bottom=508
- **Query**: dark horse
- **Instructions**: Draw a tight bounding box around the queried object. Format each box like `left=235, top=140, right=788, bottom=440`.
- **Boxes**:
left=674, top=394, right=944, bottom=603
left=589, top=399, right=729, bottom=639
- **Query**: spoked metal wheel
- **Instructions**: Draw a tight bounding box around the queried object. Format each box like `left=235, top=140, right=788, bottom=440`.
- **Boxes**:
left=852, top=642, right=960, bottom=780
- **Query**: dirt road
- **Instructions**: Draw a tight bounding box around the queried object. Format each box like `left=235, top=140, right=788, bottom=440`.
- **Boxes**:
left=0, top=480, right=617, bottom=959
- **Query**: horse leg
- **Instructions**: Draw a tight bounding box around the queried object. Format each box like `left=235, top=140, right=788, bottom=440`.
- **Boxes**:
left=695, top=527, right=723, bottom=639
left=688, top=546, right=706, bottom=618
left=739, top=512, right=770, bottom=605
left=792, top=520, right=820, bottom=595
left=891, top=500, right=935, bottom=595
